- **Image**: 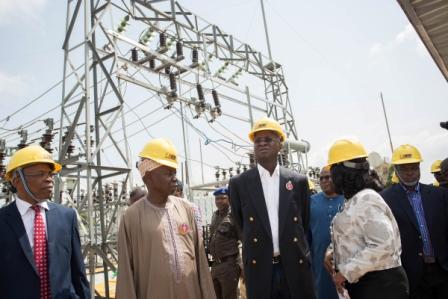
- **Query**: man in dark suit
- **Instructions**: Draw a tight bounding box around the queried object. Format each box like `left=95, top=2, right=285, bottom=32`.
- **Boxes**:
left=380, top=144, right=448, bottom=299
left=0, top=145, right=90, bottom=299
left=439, top=158, right=448, bottom=189
left=229, top=117, right=315, bottom=299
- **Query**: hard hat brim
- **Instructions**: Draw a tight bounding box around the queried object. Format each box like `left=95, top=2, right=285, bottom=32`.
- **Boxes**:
left=248, top=128, right=286, bottom=142
left=5, top=160, right=62, bottom=181
left=327, top=153, right=368, bottom=166
left=151, top=158, right=178, bottom=170
left=392, top=158, right=422, bottom=165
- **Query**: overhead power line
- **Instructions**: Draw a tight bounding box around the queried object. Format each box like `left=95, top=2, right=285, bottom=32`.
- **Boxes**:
left=0, top=63, right=85, bottom=126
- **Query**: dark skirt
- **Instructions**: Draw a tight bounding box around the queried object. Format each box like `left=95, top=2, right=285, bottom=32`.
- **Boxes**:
left=346, top=266, right=409, bottom=299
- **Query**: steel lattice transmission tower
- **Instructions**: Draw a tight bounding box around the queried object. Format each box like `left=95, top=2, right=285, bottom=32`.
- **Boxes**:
left=57, top=0, right=133, bottom=297
left=57, top=0, right=307, bottom=297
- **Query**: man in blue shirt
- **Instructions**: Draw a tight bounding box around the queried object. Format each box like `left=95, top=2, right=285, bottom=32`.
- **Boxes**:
left=309, top=166, right=344, bottom=299
left=381, top=145, right=448, bottom=299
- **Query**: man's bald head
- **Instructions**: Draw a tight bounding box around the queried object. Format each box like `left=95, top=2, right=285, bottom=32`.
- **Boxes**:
left=129, top=186, right=147, bottom=205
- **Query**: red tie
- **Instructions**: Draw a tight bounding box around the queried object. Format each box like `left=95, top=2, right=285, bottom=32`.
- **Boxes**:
left=32, top=205, right=51, bottom=299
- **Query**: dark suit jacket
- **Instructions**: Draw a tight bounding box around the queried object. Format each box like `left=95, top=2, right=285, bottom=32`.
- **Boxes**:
left=0, top=200, right=90, bottom=299
left=229, top=166, right=315, bottom=299
left=380, top=184, right=448, bottom=291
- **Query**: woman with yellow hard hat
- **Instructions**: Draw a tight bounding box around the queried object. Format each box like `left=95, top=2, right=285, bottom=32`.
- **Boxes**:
left=325, top=139, right=409, bottom=299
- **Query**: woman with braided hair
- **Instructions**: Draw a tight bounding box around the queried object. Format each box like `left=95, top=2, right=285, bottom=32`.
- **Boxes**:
left=324, top=139, right=409, bottom=299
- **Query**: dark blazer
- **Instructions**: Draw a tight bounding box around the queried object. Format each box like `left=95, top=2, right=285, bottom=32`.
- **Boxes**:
left=380, top=184, right=448, bottom=291
left=0, top=200, right=90, bottom=299
left=229, top=166, right=315, bottom=299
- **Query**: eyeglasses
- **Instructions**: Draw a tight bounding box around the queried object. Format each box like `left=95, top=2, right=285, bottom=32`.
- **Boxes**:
left=254, top=137, right=279, bottom=144
left=23, top=171, right=55, bottom=179
left=319, top=175, right=331, bottom=181
left=396, top=164, right=420, bottom=173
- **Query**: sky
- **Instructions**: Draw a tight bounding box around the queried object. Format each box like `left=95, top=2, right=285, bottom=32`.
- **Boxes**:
left=0, top=0, right=447, bottom=186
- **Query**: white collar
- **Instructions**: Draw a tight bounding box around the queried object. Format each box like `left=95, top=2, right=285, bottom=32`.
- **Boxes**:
left=257, top=163, right=280, bottom=178
left=15, top=195, right=50, bottom=216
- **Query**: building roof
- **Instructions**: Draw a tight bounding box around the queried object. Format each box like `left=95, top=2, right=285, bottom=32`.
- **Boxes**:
left=397, top=0, right=448, bottom=81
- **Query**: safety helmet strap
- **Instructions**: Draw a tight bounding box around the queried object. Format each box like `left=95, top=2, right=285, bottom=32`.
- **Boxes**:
left=16, top=168, right=44, bottom=203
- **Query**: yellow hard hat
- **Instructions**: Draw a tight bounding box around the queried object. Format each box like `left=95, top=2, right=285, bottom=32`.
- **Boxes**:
left=391, top=171, right=399, bottom=184
left=433, top=180, right=440, bottom=187
left=327, top=139, right=368, bottom=166
left=391, top=144, right=422, bottom=165
left=248, top=117, right=286, bottom=142
left=5, top=145, right=62, bottom=181
left=430, top=160, right=442, bottom=173
left=139, top=138, right=178, bottom=169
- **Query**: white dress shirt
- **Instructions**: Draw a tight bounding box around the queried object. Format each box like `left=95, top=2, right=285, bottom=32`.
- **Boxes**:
left=15, top=196, right=49, bottom=252
left=257, top=163, right=280, bottom=255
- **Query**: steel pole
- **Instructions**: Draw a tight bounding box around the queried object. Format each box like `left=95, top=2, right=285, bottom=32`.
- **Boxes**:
left=380, top=92, right=394, bottom=154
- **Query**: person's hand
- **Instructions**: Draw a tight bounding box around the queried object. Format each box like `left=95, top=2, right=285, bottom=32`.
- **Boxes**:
left=332, top=272, right=346, bottom=294
left=324, top=249, right=335, bottom=275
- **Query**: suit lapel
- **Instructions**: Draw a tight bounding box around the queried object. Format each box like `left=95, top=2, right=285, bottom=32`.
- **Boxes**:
left=46, top=202, right=57, bottom=275
left=5, top=202, right=38, bottom=275
left=394, top=185, right=419, bottom=232
left=248, top=168, right=272, bottom=239
left=278, top=168, right=289, bottom=238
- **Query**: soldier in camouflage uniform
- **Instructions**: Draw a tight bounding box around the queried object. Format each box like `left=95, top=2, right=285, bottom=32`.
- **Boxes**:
left=209, top=187, right=241, bottom=299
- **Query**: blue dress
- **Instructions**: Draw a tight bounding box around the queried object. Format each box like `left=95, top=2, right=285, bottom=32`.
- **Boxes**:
left=309, top=192, right=344, bottom=299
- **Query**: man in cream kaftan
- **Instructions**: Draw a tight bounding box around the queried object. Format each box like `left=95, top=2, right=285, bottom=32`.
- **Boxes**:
left=116, top=196, right=215, bottom=299
left=116, top=138, right=215, bottom=299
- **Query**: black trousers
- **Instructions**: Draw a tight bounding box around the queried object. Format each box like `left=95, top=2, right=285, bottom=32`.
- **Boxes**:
left=346, top=266, right=409, bottom=299
left=271, top=262, right=291, bottom=299
left=410, top=262, right=448, bottom=299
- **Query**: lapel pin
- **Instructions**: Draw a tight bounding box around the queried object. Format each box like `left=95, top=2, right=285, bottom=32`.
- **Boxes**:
left=286, top=180, right=293, bottom=191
